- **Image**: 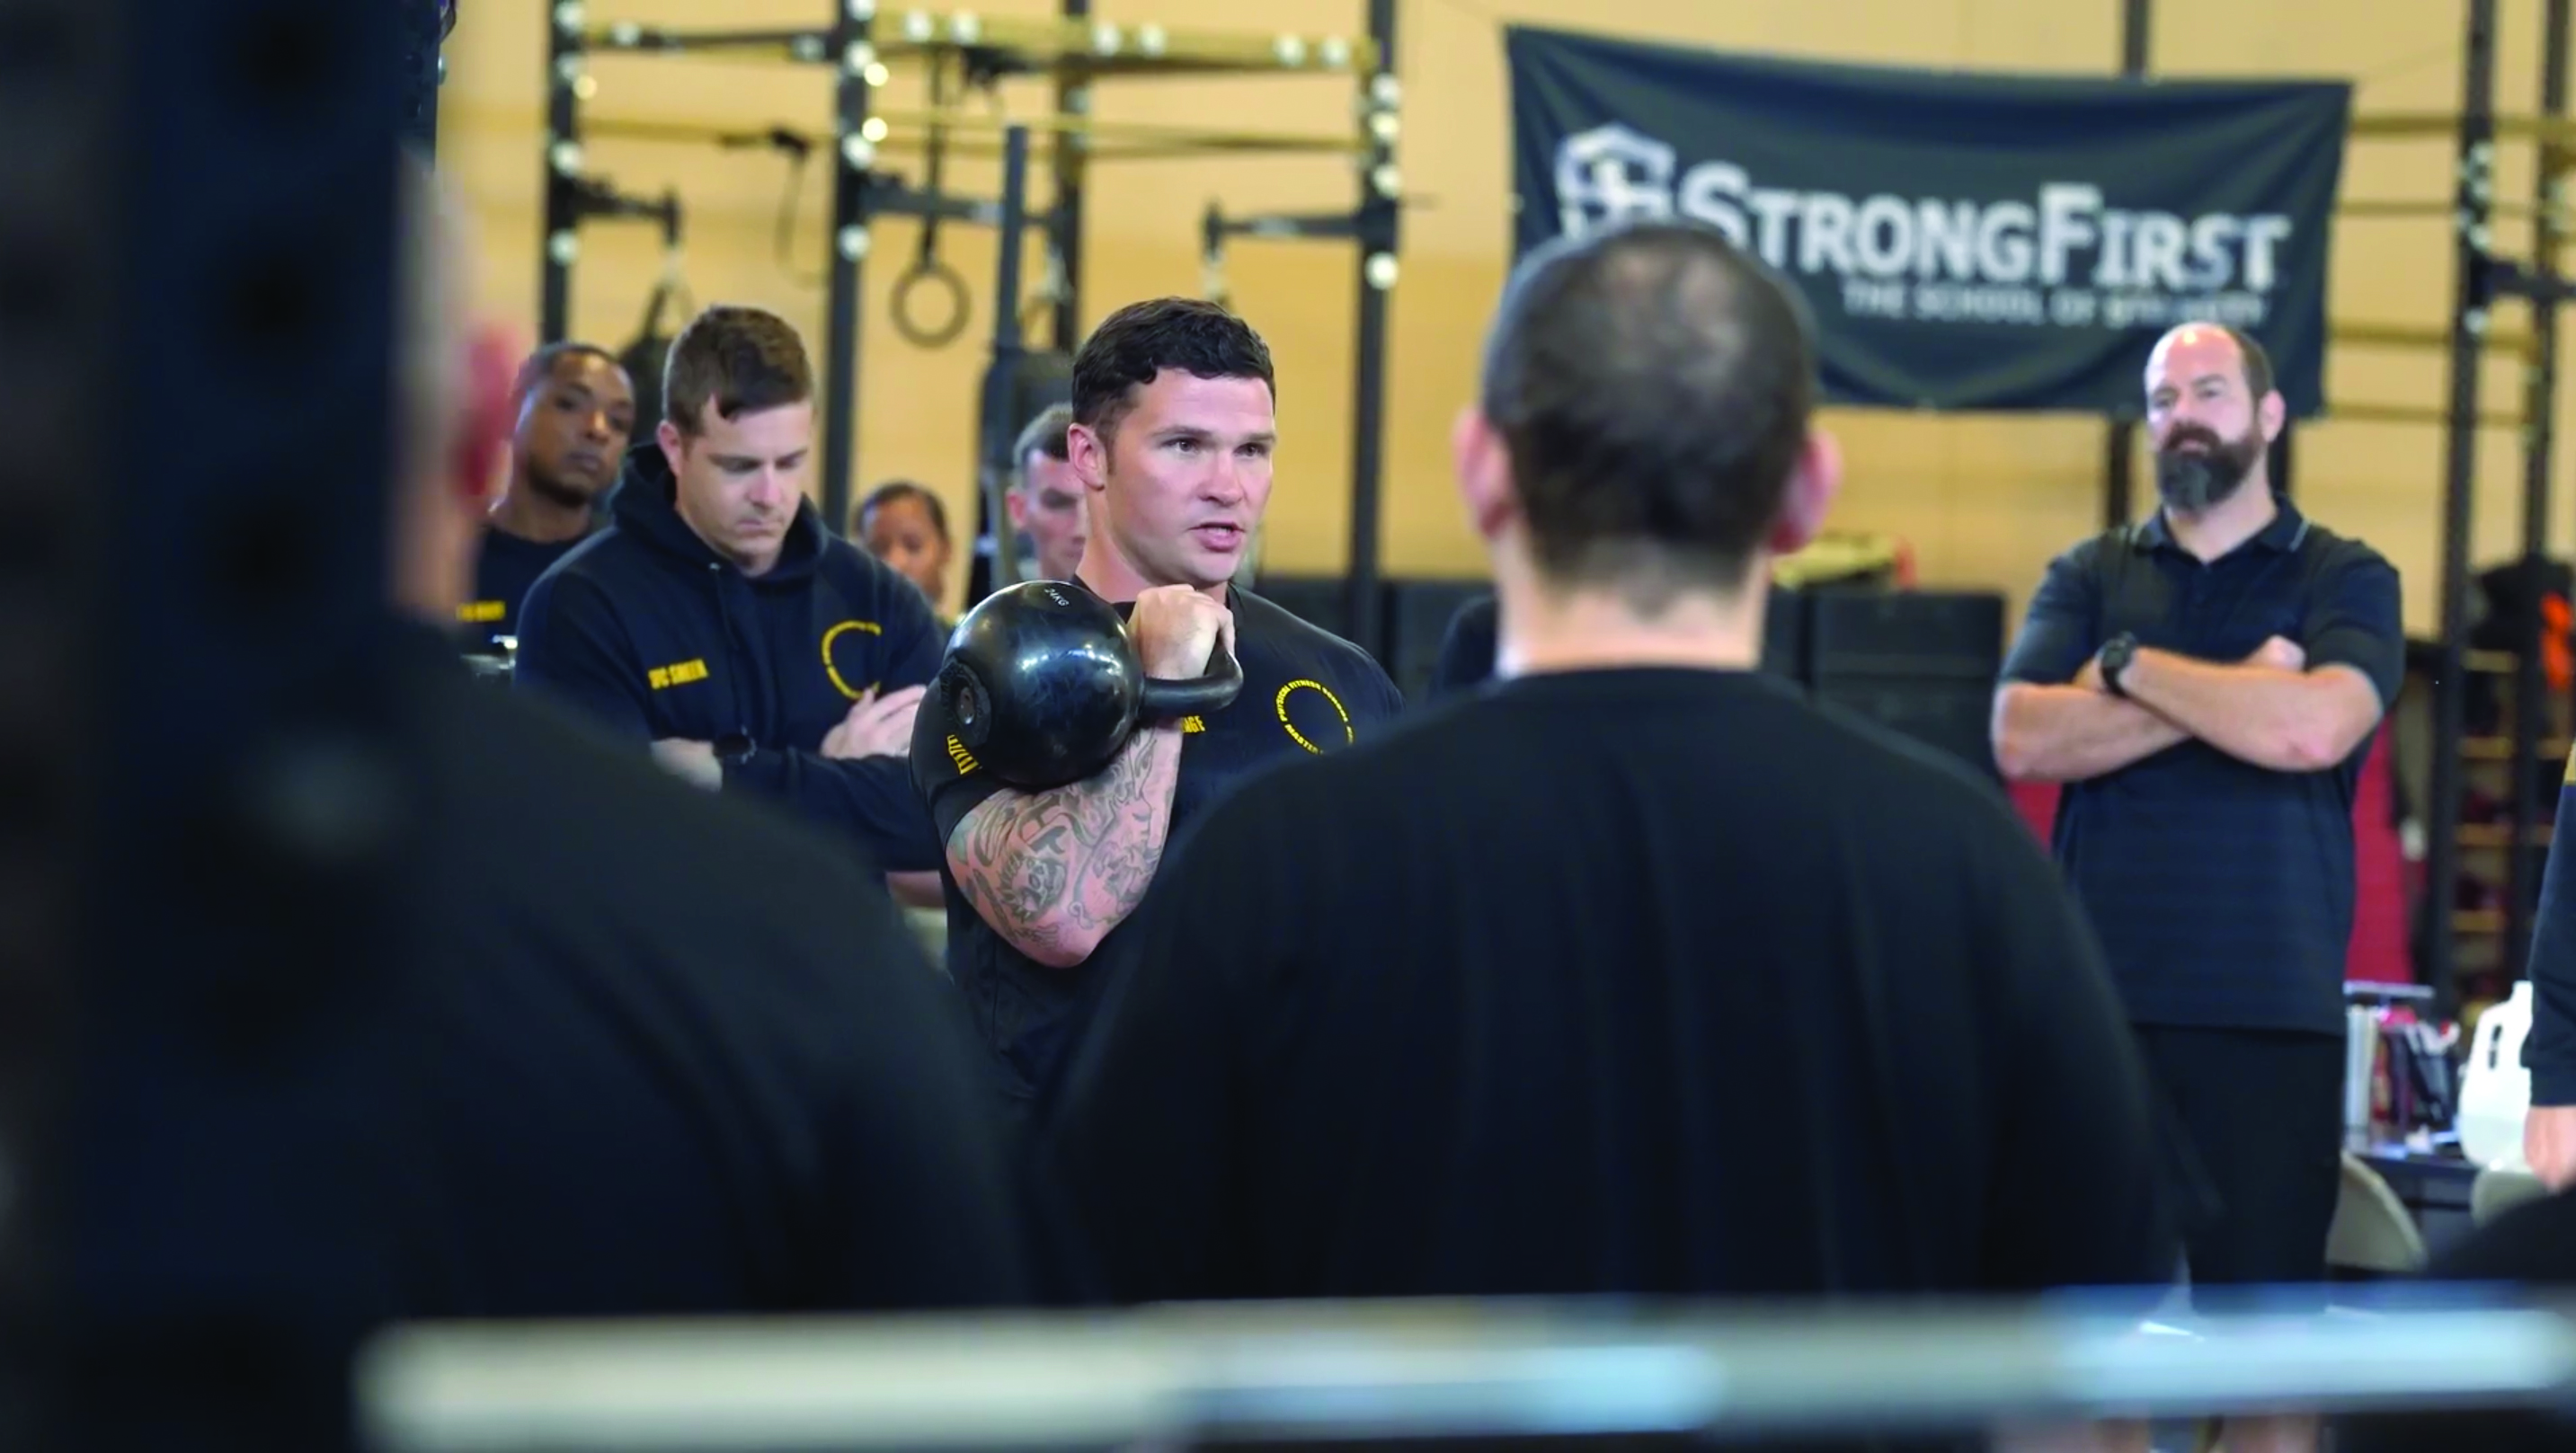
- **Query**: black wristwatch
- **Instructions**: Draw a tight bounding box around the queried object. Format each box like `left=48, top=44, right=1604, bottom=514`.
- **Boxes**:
left=713, top=731, right=757, bottom=766
left=2097, top=633, right=2140, bottom=697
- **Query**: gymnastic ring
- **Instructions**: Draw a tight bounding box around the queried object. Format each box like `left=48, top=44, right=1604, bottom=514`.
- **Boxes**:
left=891, top=260, right=973, bottom=349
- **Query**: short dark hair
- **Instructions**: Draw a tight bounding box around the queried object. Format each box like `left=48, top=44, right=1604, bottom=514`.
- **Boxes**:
left=1070, top=297, right=1274, bottom=446
left=662, top=306, right=813, bottom=435
left=1013, top=403, right=1074, bottom=480
left=1479, top=219, right=1816, bottom=607
left=856, top=480, right=948, bottom=543
left=511, top=341, right=621, bottom=402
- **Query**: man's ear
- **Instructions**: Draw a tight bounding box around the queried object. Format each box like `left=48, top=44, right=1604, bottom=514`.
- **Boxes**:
left=453, top=320, right=517, bottom=507
left=656, top=418, right=688, bottom=476
left=1066, top=422, right=1110, bottom=492
left=2260, top=387, right=2287, bottom=445
left=1765, top=427, right=1843, bottom=557
left=1452, top=405, right=1516, bottom=543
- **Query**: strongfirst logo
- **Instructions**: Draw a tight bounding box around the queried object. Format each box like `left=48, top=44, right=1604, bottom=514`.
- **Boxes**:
left=1550, top=123, right=2296, bottom=331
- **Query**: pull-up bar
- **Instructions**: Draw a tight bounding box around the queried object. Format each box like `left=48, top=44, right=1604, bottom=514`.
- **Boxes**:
left=577, top=11, right=1380, bottom=77
left=579, top=110, right=1370, bottom=163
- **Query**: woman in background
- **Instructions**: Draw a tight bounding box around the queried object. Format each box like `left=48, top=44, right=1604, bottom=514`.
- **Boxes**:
left=855, top=479, right=955, bottom=623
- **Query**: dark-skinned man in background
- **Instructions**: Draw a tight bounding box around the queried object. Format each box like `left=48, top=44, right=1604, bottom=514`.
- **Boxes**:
left=457, top=341, right=635, bottom=654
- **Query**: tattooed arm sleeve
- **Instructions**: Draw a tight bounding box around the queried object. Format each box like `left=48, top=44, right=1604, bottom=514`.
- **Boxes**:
left=944, top=724, right=1188, bottom=969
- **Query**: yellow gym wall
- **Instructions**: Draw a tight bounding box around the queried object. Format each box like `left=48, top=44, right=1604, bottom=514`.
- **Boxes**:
left=442, top=0, right=2569, bottom=633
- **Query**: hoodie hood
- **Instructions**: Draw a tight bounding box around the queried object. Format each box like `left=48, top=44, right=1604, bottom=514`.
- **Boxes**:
left=607, top=443, right=829, bottom=585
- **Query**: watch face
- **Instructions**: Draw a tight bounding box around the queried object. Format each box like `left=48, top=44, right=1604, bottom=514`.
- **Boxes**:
left=715, top=733, right=754, bottom=762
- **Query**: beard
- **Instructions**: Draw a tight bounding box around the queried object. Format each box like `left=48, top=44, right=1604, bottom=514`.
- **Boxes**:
left=2153, top=423, right=2264, bottom=514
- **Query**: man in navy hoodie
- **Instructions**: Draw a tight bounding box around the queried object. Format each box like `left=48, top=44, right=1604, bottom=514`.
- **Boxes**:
left=514, top=305, right=946, bottom=892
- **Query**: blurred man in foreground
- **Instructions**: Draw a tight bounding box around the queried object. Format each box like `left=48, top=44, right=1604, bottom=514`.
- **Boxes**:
left=366, top=155, right=1030, bottom=1332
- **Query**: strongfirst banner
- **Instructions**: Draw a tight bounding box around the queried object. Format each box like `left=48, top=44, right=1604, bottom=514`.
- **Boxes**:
left=1507, top=27, right=2352, bottom=417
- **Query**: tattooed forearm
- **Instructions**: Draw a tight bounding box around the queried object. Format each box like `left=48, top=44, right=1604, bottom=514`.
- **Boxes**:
left=947, top=725, right=1186, bottom=966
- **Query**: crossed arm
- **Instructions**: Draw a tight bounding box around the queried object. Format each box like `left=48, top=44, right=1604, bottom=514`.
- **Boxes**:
left=946, top=724, right=1188, bottom=969
left=1994, top=646, right=2385, bottom=783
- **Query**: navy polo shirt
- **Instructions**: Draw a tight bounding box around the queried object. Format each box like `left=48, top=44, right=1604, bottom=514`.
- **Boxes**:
left=2000, top=498, right=2403, bottom=1035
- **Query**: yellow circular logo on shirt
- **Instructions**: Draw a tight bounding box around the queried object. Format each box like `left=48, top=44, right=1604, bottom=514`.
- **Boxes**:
left=821, top=619, right=884, bottom=700
left=1276, top=678, right=1354, bottom=754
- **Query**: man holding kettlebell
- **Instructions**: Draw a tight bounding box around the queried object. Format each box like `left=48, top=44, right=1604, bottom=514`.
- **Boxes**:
left=910, top=298, right=1403, bottom=1116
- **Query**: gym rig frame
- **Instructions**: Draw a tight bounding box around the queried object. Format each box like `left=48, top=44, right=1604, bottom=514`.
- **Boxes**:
left=2335, top=0, right=2576, bottom=1010
left=537, top=0, right=1406, bottom=657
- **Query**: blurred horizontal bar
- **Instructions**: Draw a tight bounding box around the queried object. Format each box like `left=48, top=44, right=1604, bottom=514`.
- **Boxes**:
left=583, top=25, right=821, bottom=55
left=2340, top=198, right=2542, bottom=220
left=1211, top=209, right=1366, bottom=241
left=2350, top=110, right=2576, bottom=144
left=872, top=107, right=1368, bottom=156
left=572, top=111, right=1365, bottom=161
left=582, top=13, right=1378, bottom=76
left=2460, top=822, right=2556, bottom=847
left=2349, top=110, right=2474, bottom=138
left=2465, top=734, right=2574, bottom=759
left=2323, top=402, right=2525, bottom=428
left=360, top=1298, right=2576, bottom=1451
left=2333, top=319, right=2538, bottom=354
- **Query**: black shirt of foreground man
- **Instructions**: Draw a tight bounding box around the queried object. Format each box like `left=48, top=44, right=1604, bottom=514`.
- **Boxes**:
left=379, top=621, right=1028, bottom=1316
left=1041, top=218, right=2172, bottom=1312
left=913, top=580, right=1400, bottom=1104
left=1041, top=670, right=2171, bottom=1302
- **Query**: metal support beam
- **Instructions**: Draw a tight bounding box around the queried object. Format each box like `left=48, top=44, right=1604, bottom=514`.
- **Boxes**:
left=1208, top=208, right=1365, bottom=242
left=2508, top=0, right=2572, bottom=981
left=1345, top=0, right=1400, bottom=661
left=1199, top=203, right=1370, bottom=309
left=562, top=177, right=684, bottom=245
left=2429, top=0, right=2505, bottom=1014
left=866, top=178, right=1061, bottom=233
left=822, top=1, right=879, bottom=536
left=2102, top=0, right=2151, bottom=531
left=1053, top=0, right=1089, bottom=350
left=982, top=128, right=1036, bottom=595
left=540, top=4, right=585, bottom=343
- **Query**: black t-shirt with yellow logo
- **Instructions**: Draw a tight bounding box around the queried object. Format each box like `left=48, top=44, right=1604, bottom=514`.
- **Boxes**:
left=514, top=446, right=947, bottom=872
left=910, top=582, right=1404, bottom=1108
left=457, top=525, right=588, bottom=653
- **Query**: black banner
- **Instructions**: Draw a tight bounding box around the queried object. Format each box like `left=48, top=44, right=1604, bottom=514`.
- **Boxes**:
left=1508, top=27, right=2352, bottom=417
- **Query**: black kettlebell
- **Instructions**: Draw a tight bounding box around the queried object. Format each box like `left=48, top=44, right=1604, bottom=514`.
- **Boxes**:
left=936, top=580, right=1244, bottom=790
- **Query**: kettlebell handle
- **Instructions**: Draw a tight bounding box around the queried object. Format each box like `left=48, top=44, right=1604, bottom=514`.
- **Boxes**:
left=1137, top=640, right=1245, bottom=721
